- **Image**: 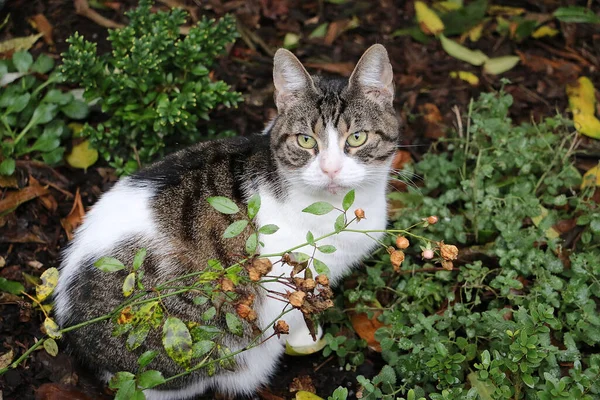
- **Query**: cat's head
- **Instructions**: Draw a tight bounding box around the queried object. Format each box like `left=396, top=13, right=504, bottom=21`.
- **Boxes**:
left=269, top=44, right=400, bottom=195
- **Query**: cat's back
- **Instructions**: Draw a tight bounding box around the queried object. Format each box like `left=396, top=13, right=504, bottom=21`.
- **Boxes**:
left=54, top=135, right=272, bottom=324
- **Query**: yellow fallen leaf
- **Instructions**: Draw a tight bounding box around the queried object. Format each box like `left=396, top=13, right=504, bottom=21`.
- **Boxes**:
left=36, top=267, right=59, bottom=302
left=68, top=122, right=85, bottom=138
left=296, top=392, right=323, bottom=400
left=467, top=22, right=484, bottom=42
left=44, top=338, right=59, bottom=357
left=488, top=5, right=525, bottom=16
left=415, top=1, right=445, bottom=35
left=532, top=206, right=560, bottom=240
left=450, top=71, right=479, bottom=85
left=433, top=1, right=462, bottom=13
left=532, top=25, right=559, bottom=39
left=483, top=55, right=520, bottom=75
left=567, top=77, right=596, bottom=116
left=573, top=113, right=600, bottom=139
left=0, top=349, right=14, bottom=369
left=440, top=34, right=488, bottom=66
left=43, top=317, right=62, bottom=339
left=66, top=140, right=98, bottom=171
left=0, top=33, right=43, bottom=54
left=581, top=165, right=600, bottom=189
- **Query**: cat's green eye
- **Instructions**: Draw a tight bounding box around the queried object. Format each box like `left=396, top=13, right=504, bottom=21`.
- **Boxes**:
left=347, top=131, right=368, bottom=147
left=297, top=134, right=317, bottom=149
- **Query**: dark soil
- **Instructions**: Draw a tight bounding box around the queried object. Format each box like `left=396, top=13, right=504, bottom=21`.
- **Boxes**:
left=0, top=0, right=599, bottom=399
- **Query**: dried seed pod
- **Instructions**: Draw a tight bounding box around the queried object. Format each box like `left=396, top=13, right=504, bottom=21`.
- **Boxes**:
left=422, top=249, right=434, bottom=259
left=441, top=260, right=453, bottom=271
left=354, top=208, right=365, bottom=221
left=220, top=277, right=235, bottom=292
left=315, top=274, right=329, bottom=286
left=300, top=279, right=316, bottom=292
left=395, top=236, right=410, bottom=249
left=390, top=250, right=405, bottom=272
left=235, top=303, right=257, bottom=321
left=440, top=243, right=459, bottom=260
left=289, top=291, right=306, bottom=308
left=252, top=257, right=273, bottom=274
left=427, top=215, right=439, bottom=224
left=274, top=320, right=290, bottom=337
left=248, top=268, right=261, bottom=282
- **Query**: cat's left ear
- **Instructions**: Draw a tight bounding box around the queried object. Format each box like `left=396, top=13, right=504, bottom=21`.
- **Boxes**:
left=273, top=49, right=316, bottom=111
left=348, top=44, right=394, bottom=106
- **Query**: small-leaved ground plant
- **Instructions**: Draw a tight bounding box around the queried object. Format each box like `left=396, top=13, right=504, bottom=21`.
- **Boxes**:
left=0, top=50, right=89, bottom=175
left=60, top=0, right=241, bottom=175
left=320, top=87, right=600, bottom=399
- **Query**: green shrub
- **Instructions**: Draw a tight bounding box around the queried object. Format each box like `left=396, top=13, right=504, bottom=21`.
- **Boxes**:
left=0, top=50, right=89, bottom=175
left=60, top=0, right=241, bottom=175
left=324, top=88, right=600, bottom=399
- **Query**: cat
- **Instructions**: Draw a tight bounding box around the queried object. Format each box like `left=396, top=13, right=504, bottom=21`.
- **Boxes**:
left=53, top=44, right=400, bottom=400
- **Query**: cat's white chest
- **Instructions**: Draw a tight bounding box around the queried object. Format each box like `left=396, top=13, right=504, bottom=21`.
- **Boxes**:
left=256, top=186, right=388, bottom=282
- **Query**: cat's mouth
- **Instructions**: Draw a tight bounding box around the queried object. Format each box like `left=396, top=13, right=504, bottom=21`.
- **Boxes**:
left=326, top=182, right=342, bottom=194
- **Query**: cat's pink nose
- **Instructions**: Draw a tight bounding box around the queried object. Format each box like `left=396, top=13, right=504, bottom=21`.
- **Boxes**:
left=319, top=157, right=342, bottom=179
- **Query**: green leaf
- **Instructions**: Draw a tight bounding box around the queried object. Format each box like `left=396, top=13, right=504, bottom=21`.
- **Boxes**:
left=114, top=380, right=136, bottom=400
left=334, top=213, right=346, bottom=232
left=521, top=373, right=535, bottom=388
left=247, top=193, right=261, bottom=219
left=137, top=350, right=158, bottom=368
left=439, top=34, right=488, bottom=66
left=554, top=6, right=600, bottom=24
left=126, top=323, right=151, bottom=351
left=223, top=220, right=248, bottom=238
left=467, top=372, right=495, bottom=400
left=30, top=103, right=58, bottom=125
left=302, top=201, right=335, bottom=215
left=440, top=0, right=487, bottom=35
left=43, top=89, right=73, bottom=105
left=225, top=312, right=244, bottom=336
left=191, top=63, right=209, bottom=76
left=309, top=23, right=329, bottom=38
left=7, top=93, right=31, bottom=113
left=137, top=370, right=165, bottom=389
left=94, top=257, right=126, bottom=272
left=202, top=306, right=216, bottom=321
left=61, top=100, right=89, bottom=119
left=0, top=277, right=24, bottom=295
left=306, top=231, right=315, bottom=245
left=31, top=54, right=55, bottom=74
left=43, top=338, right=59, bottom=357
left=318, top=245, right=337, bottom=254
left=42, top=147, right=65, bottom=165
left=192, top=340, right=215, bottom=358
left=483, top=56, right=520, bottom=75
left=162, top=317, right=193, bottom=369
left=258, top=224, right=279, bottom=235
left=245, top=232, right=258, bottom=255
left=122, top=272, right=135, bottom=297
left=133, top=248, right=147, bottom=271
left=342, top=189, right=355, bottom=211
left=193, top=296, right=209, bottom=305
left=30, top=133, right=60, bottom=153
left=12, top=50, right=33, bottom=73
left=207, top=196, right=239, bottom=214
left=313, top=259, right=330, bottom=276
left=0, top=159, right=16, bottom=176
left=109, top=371, right=135, bottom=389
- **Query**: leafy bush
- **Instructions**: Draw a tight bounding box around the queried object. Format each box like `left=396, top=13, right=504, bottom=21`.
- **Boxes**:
left=323, top=89, right=600, bottom=399
left=60, top=0, right=241, bottom=174
left=0, top=50, right=89, bottom=175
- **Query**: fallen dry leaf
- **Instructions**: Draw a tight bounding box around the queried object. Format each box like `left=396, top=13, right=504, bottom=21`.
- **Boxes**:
left=28, top=14, right=54, bottom=45
left=419, top=103, right=445, bottom=139
left=35, top=383, right=94, bottom=400
left=415, top=1, right=445, bottom=35
left=38, top=192, right=58, bottom=213
left=0, top=33, right=43, bottom=54
left=0, top=176, right=49, bottom=215
left=60, top=188, right=85, bottom=241
left=0, top=174, right=19, bottom=189
left=289, top=375, right=316, bottom=394
left=350, top=306, right=387, bottom=352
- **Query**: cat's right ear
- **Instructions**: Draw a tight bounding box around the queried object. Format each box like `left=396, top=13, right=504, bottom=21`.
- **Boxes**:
left=273, top=49, right=315, bottom=111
